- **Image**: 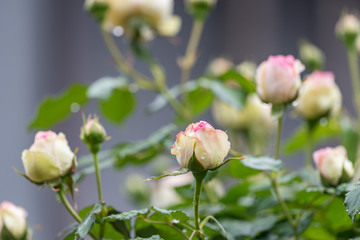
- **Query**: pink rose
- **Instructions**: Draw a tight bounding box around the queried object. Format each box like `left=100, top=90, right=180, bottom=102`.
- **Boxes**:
left=256, top=55, right=305, bottom=104
left=295, top=71, right=342, bottom=120
left=21, top=131, right=75, bottom=183
left=0, top=201, right=28, bottom=239
left=171, top=121, right=231, bottom=171
left=313, top=146, right=354, bottom=186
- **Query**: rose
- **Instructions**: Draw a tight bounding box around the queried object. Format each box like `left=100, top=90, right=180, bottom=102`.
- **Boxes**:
left=0, top=201, right=28, bottom=240
left=171, top=121, right=231, bottom=172
left=295, top=71, right=342, bottom=120
left=313, top=146, right=354, bottom=186
left=256, top=55, right=305, bottom=104
left=21, top=131, right=76, bottom=183
left=86, top=0, right=181, bottom=39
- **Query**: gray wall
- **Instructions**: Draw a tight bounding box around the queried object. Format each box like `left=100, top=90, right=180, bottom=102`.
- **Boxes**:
left=0, top=0, right=359, bottom=239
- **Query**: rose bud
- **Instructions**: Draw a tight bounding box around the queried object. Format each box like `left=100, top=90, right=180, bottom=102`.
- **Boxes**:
left=335, top=13, right=360, bottom=47
left=236, top=61, right=257, bottom=80
left=313, top=146, right=354, bottom=187
left=0, top=201, right=29, bottom=240
left=208, top=57, right=233, bottom=76
left=80, top=116, right=109, bottom=154
left=171, top=121, right=231, bottom=172
left=298, top=40, right=325, bottom=71
left=295, top=71, right=342, bottom=120
left=21, top=131, right=76, bottom=184
left=212, top=93, right=272, bottom=131
left=85, top=0, right=181, bottom=40
left=185, top=0, right=217, bottom=20
left=256, top=55, right=305, bottom=104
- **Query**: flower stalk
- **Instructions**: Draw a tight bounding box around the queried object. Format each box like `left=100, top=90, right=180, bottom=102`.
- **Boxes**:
left=180, top=19, right=204, bottom=102
left=192, top=171, right=207, bottom=240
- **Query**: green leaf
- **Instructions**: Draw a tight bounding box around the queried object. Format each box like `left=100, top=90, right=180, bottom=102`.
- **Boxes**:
left=187, top=86, right=213, bottom=116
left=199, top=78, right=246, bottom=110
left=341, top=117, right=359, bottom=163
left=114, top=124, right=175, bottom=168
left=147, top=81, right=197, bottom=113
left=283, top=118, right=341, bottom=154
left=76, top=203, right=102, bottom=239
left=130, top=236, right=163, bottom=240
left=99, top=88, right=135, bottom=124
left=150, top=206, right=189, bottom=222
left=241, top=156, right=283, bottom=172
left=296, top=212, right=313, bottom=234
left=145, top=168, right=190, bottom=181
left=227, top=160, right=259, bottom=179
left=103, top=209, right=149, bottom=222
left=29, top=84, right=88, bottom=130
left=219, top=215, right=278, bottom=238
left=87, top=76, right=135, bottom=124
left=86, top=1, right=108, bottom=23
left=345, top=183, right=360, bottom=222
left=87, top=76, right=128, bottom=100
left=219, top=69, right=256, bottom=93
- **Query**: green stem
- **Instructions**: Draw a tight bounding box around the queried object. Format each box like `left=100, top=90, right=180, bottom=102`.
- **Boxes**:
left=157, top=83, right=189, bottom=120
left=270, top=175, right=299, bottom=239
left=93, top=153, right=103, bottom=203
left=101, top=30, right=156, bottom=90
left=347, top=47, right=360, bottom=142
left=274, top=115, right=284, bottom=159
left=305, top=122, right=314, bottom=169
left=58, top=189, right=98, bottom=240
left=58, top=189, right=82, bottom=223
left=192, top=171, right=207, bottom=240
left=180, top=20, right=204, bottom=102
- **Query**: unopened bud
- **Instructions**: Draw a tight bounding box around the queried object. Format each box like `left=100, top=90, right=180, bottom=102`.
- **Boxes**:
left=335, top=13, right=360, bottom=48
left=299, top=40, right=325, bottom=71
left=80, top=116, right=109, bottom=154
left=185, top=0, right=217, bottom=20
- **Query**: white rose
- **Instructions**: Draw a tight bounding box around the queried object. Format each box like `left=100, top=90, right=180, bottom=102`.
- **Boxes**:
left=0, top=201, right=28, bottom=239
left=21, top=131, right=75, bottom=183
left=171, top=121, right=230, bottom=171
left=313, top=146, right=354, bottom=186
left=295, top=71, right=342, bottom=120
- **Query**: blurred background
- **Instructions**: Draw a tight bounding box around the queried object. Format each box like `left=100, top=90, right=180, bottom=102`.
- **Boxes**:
left=1, top=0, right=360, bottom=239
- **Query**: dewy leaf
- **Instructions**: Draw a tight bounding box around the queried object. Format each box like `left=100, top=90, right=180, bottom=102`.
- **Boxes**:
left=87, top=76, right=128, bottom=100
left=344, top=183, right=360, bottom=222
left=29, top=84, right=88, bottom=130
left=219, top=69, right=256, bottom=93
left=76, top=203, right=102, bottom=239
left=241, top=156, right=283, bottom=172
left=199, top=78, right=246, bottom=110
left=145, top=168, right=190, bottom=181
